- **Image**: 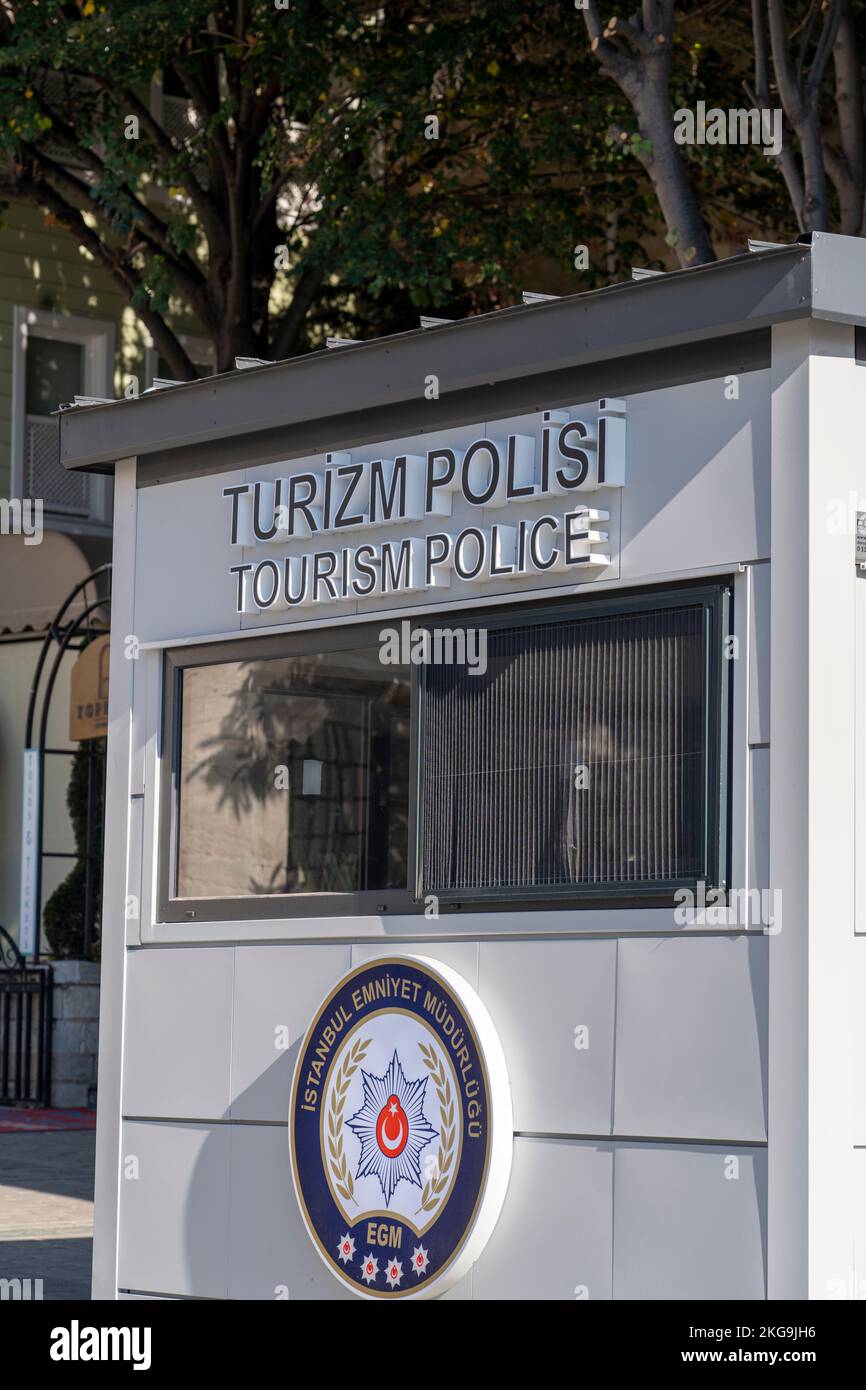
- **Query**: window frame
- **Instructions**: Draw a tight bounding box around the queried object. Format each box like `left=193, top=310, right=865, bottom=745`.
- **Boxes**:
left=156, top=580, right=732, bottom=924
left=11, top=305, right=115, bottom=529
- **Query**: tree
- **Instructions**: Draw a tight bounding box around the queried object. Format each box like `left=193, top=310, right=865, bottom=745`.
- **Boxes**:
left=582, top=1, right=866, bottom=262
left=6, top=2, right=856, bottom=347
left=757, top=0, right=864, bottom=234
left=0, top=0, right=649, bottom=377
left=582, top=0, right=714, bottom=265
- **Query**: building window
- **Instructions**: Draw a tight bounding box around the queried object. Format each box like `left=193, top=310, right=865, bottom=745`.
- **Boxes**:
left=161, top=586, right=729, bottom=920
left=12, top=307, right=114, bottom=526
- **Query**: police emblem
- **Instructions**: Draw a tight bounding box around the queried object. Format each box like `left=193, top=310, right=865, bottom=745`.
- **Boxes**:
left=289, top=956, right=512, bottom=1299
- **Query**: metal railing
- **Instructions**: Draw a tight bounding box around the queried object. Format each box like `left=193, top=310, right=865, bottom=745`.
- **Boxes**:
left=0, top=926, right=53, bottom=1107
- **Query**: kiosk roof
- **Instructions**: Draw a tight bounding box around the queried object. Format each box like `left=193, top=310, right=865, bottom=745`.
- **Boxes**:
left=57, top=233, right=866, bottom=484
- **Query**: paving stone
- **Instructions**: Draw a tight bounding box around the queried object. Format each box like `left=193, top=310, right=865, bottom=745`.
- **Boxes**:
left=0, top=1238, right=92, bottom=1301
left=0, top=1131, right=94, bottom=1301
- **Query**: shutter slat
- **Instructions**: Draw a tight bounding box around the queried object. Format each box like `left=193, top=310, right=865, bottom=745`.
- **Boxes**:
left=421, top=604, right=706, bottom=894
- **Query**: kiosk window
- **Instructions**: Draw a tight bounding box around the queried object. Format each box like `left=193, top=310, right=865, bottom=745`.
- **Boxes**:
left=163, top=587, right=726, bottom=918
left=418, top=602, right=715, bottom=899
left=173, top=646, right=410, bottom=900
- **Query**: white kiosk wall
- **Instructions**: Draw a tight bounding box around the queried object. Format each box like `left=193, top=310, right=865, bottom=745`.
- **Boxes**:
left=71, top=239, right=866, bottom=1300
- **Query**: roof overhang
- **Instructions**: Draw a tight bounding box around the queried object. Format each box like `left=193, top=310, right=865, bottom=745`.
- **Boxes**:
left=56, top=232, right=866, bottom=482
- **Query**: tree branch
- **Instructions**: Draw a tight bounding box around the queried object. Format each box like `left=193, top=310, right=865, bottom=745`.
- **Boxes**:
left=174, top=60, right=234, bottom=186
left=582, top=0, right=714, bottom=265
left=21, top=141, right=212, bottom=327
left=11, top=158, right=196, bottom=381
left=752, top=0, right=772, bottom=108
left=116, top=82, right=229, bottom=265
left=271, top=263, right=328, bottom=360
left=26, top=75, right=213, bottom=288
left=764, top=0, right=843, bottom=229
left=767, top=0, right=804, bottom=122
left=827, top=0, right=865, bottom=234
left=806, top=0, right=843, bottom=101
left=582, top=1, right=633, bottom=84
left=795, top=0, right=821, bottom=92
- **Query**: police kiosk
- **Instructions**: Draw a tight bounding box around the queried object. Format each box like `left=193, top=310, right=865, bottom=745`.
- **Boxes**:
left=59, top=232, right=866, bottom=1300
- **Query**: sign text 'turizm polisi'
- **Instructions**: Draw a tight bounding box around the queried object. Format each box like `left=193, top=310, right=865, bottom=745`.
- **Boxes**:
left=224, top=401, right=626, bottom=613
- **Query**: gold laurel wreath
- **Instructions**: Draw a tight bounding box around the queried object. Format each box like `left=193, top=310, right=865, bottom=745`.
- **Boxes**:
left=416, top=1041, right=456, bottom=1215
left=327, top=1035, right=370, bottom=1203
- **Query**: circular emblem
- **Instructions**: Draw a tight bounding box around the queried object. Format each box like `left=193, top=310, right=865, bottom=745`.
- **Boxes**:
left=289, top=956, right=512, bottom=1299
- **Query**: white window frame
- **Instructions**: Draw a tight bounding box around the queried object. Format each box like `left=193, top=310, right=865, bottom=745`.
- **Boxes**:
left=11, top=306, right=116, bottom=532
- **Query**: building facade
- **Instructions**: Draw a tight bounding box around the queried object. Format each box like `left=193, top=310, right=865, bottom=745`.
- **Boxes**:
left=0, top=197, right=211, bottom=953
left=61, top=232, right=866, bottom=1300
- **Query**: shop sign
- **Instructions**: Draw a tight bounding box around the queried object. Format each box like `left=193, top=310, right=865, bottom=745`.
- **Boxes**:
left=69, top=634, right=110, bottom=741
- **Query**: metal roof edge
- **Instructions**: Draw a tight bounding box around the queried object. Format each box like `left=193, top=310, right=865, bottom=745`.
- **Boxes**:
left=808, top=231, right=866, bottom=327
left=59, top=242, right=816, bottom=474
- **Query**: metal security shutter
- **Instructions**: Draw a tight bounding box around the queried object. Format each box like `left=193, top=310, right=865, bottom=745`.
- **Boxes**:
left=419, top=602, right=709, bottom=897
left=26, top=417, right=90, bottom=515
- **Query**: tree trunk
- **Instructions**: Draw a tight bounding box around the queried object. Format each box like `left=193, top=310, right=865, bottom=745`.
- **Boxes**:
left=629, top=70, right=715, bottom=265
left=830, top=0, right=865, bottom=236
left=583, top=3, right=715, bottom=267
left=799, top=112, right=831, bottom=231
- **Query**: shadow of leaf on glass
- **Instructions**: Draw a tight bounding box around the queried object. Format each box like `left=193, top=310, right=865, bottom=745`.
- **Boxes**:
left=177, top=650, right=410, bottom=900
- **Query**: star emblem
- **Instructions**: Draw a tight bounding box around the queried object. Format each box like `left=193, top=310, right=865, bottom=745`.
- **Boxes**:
left=411, top=1244, right=430, bottom=1277
left=360, top=1253, right=379, bottom=1285
left=337, top=1233, right=355, bottom=1264
left=385, top=1259, right=403, bottom=1289
left=346, top=1050, right=438, bottom=1206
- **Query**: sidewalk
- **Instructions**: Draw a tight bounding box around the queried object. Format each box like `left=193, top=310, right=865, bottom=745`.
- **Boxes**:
left=0, top=1128, right=95, bottom=1300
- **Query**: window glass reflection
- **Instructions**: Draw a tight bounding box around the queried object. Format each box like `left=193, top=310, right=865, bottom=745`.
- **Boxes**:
left=176, top=647, right=410, bottom=899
